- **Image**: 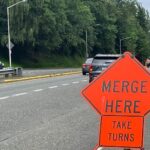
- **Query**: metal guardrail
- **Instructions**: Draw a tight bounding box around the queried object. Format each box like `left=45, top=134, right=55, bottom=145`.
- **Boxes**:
left=0, top=67, right=22, bottom=77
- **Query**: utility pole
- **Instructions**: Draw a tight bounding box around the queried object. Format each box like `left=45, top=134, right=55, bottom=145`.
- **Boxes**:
left=7, top=0, right=27, bottom=67
left=119, top=37, right=131, bottom=54
left=85, top=30, right=88, bottom=58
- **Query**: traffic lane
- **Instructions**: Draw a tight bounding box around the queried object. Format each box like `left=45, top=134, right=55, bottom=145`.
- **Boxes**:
left=0, top=76, right=99, bottom=150
left=0, top=74, right=149, bottom=150
left=0, top=74, right=89, bottom=137
left=0, top=105, right=98, bottom=150
left=0, top=74, right=86, bottom=97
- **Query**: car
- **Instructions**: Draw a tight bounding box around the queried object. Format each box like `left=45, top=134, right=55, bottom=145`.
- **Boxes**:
left=0, top=61, right=4, bottom=69
left=89, top=54, right=121, bottom=82
left=82, top=58, right=93, bottom=75
left=145, top=57, right=150, bottom=68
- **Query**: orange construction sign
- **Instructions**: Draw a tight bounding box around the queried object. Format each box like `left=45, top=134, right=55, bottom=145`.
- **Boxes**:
left=99, top=116, right=144, bottom=148
left=82, top=52, right=150, bottom=117
left=81, top=52, right=150, bottom=149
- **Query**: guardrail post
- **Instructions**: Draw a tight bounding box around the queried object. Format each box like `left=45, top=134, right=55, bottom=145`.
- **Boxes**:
left=17, top=67, right=22, bottom=76
left=5, top=74, right=9, bottom=78
left=14, top=67, right=22, bottom=77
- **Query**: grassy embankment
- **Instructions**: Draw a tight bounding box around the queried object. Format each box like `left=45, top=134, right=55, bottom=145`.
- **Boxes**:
left=0, top=55, right=84, bottom=68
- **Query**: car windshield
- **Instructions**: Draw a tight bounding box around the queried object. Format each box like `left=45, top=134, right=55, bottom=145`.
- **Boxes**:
left=92, top=56, right=119, bottom=64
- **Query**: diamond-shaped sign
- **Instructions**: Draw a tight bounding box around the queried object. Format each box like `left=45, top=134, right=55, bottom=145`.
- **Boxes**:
left=6, top=41, right=14, bottom=49
left=82, top=52, right=150, bottom=116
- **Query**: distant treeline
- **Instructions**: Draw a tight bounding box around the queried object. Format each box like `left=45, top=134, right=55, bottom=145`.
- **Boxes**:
left=0, top=0, right=150, bottom=63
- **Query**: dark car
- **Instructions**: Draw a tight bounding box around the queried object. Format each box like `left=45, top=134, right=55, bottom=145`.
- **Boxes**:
left=89, top=54, right=121, bottom=82
left=82, top=58, right=93, bottom=75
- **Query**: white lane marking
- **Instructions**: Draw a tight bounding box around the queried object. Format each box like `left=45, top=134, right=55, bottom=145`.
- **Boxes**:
left=34, top=89, right=43, bottom=92
left=12, top=92, right=27, bottom=97
left=62, top=83, right=70, bottom=86
left=0, top=96, right=10, bottom=100
left=72, top=81, right=79, bottom=84
left=97, top=147, right=103, bottom=150
left=82, top=80, right=87, bottom=82
left=48, top=86, right=58, bottom=89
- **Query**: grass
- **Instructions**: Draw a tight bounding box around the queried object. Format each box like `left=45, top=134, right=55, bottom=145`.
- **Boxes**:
left=23, top=55, right=84, bottom=68
left=1, top=55, right=85, bottom=68
left=0, top=57, right=21, bottom=68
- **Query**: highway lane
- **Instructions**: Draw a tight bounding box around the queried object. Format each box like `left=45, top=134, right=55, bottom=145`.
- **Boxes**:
left=0, top=74, right=84, bottom=97
left=0, top=74, right=99, bottom=150
left=0, top=74, right=149, bottom=150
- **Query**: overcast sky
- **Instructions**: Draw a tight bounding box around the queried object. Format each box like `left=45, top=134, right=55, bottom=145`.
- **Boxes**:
left=138, top=0, right=150, bottom=13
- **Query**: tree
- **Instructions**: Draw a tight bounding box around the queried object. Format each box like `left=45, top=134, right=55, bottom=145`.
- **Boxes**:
left=0, top=0, right=150, bottom=65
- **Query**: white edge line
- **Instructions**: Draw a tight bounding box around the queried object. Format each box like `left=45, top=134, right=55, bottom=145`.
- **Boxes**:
left=33, top=89, right=43, bottom=92
left=82, top=80, right=87, bottom=82
left=62, top=83, right=69, bottom=86
left=48, top=86, right=58, bottom=89
left=0, top=96, right=10, bottom=100
left=72, top=81, right=79, bottom=84
left=97, top=147, right=103, bottom=150
left=12, top=92, right=27, bottom=97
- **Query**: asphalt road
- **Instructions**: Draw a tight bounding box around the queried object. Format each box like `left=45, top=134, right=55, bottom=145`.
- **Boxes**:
left=0, top=74, right=149, bottom=150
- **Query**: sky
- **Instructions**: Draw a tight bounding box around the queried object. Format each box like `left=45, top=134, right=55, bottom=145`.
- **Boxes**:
left=138, top=0, right=150, bottom=13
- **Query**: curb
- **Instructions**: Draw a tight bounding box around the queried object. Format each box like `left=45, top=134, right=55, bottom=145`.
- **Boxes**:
left=4, top=71, right=81, bottom=83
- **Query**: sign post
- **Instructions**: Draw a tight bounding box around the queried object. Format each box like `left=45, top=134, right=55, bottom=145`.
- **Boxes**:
left=6, top=41, right=14, bottom=68
left=82, top=52, right=150, bottom=149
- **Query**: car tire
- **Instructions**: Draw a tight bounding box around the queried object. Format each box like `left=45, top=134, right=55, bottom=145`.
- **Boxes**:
left=82, top=72, right=86, bottom=75
left=89, top=78, right=92, bottom=83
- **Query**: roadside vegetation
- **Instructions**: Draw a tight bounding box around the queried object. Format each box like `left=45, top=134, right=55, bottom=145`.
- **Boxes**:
left=0, top=0, right=150, bottom=67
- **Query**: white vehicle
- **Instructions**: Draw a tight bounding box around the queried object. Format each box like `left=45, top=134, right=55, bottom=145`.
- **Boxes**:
left=145, top=57, right=150, bottom=68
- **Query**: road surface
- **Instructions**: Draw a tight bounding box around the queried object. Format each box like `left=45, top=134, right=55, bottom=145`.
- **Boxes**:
left=0, top=74, right=149, bottom=150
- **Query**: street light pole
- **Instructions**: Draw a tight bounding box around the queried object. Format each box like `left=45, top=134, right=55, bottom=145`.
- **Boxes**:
left=85, top=29, right=88, bottom=58
left=7, top=0, right=27, bottom=67
left=85, top=24, right=100, bottom=58
left=119, top=37, right=131, bottom=54
left=119, top=38, right=121, bottom=55
left=7, top=7, right=11, bottom=68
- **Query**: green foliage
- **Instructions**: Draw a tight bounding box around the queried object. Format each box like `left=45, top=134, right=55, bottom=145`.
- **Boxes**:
left=20, top=54, right=84, bottom=68
left=0, top=0, right=150, bottom=67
